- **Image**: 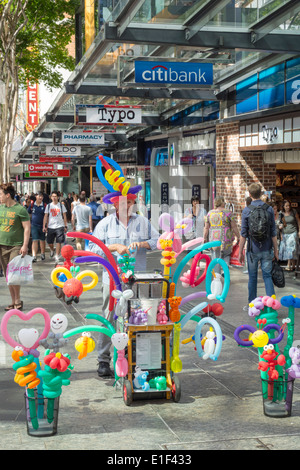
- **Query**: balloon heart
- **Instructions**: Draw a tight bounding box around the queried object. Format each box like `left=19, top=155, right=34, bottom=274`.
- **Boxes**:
left=0, top=308, right=51, bottom=351
left=18, top=328, right=39, bottom=349
left=111, top=332, right=128, bottom=350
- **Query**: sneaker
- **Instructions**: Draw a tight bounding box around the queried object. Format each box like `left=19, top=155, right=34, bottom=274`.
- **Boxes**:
left=50, top=250, right=54, bottom=258
left=41, top=254, right=45, bottom=261
left=97, top=362, right=113, bottom=378
left=242, top=305, right=249, bottom=312
left=32, top=256, right=37, bottom=263
left=55, top=255, right=61, bottom=263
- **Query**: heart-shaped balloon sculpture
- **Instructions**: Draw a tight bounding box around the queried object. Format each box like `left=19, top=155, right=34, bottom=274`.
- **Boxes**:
left=1, top=308, right=51, bottom=352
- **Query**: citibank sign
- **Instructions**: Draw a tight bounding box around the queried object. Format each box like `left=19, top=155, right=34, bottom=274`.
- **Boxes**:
left=135, top=61, right=213, bottom=86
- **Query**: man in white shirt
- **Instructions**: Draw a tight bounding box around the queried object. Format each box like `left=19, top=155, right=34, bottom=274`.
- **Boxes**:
left=43, top=191, right=68, bottom=261
left=72, top=195, right=93, bottom=250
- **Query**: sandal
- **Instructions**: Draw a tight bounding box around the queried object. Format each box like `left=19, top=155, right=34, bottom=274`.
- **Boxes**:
left=14, top=301, right=23, bottom=310
left=4, top=304, right=14, bottom=311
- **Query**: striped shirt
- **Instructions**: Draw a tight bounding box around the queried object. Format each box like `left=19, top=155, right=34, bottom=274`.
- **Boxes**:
left=88, top=212, right=159, bottom=284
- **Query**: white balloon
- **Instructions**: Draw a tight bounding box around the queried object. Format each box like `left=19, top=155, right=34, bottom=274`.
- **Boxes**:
left=111, top=332, right=129, bottom=350
left=18, top=328, right=39, bottom=349
left=50, top=313, right=68, bottom=334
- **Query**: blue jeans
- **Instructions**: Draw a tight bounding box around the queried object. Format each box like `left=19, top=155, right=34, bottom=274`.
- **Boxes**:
left=247, top=250, right=275, bottom=304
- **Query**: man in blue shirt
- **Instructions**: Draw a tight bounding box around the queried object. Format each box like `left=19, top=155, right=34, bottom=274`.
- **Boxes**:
left=89, top=195, right=159, bottom=377
left=28, top=191, right=46, bottom=262
left=239, top=183, right=279, bottom=304
left=87, top=195, right=103, bottom=230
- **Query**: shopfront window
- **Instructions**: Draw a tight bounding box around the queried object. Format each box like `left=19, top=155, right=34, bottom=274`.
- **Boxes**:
left=286, top=57, right=300, bottom=105
left=258, top=63, right=285, bottom=110
left=236, top=73, right=258, bottom=115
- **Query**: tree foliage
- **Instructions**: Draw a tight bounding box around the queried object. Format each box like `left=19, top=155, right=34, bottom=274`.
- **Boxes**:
left=0, top=0, right=80, bottom=183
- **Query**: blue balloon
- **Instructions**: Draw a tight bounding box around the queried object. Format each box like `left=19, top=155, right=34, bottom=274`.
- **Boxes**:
left=281, top=295, right=300, bottom=308
left=96, top=155, right=124, bottom=192
left=172, top=241, right=221, bottom=291
left=205, top=258, right=230, bottom=303
left=75, top=255, right=122, bottom=291
left=194, top=317, right=223, bottom=361
left=180, top=302, right=208, bottom=330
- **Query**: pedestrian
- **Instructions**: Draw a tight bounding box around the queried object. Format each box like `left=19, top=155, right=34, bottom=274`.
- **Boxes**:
left=279, top=199, right=300, bottom=271
left=87, top=195, right=103, bottom=230
left=203, top=195, right=240, bottom=273
left=71, top=194, right=80, bottom=214
left=271, top=201, right=286, bottom=250
left=89, top=189, right=159, bottom=378
left=43, top=190, right=68, bottom=262
left=243, top=197, right=253, bottom=274
left=239, top=183, right=278, bottom=305
left=71, top=195, right=93, bottom=250
left=65, top=192, right=73, bottom=222
left=0, top=182, right=30, bottom=311
left=27, top=191, right=46, bottom=262
left=184, top=195, right=207, bottom=241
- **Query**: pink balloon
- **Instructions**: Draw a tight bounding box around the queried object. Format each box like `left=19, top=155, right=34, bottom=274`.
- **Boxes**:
left=1, top=308, right=51, bottom=351
left=175, top=237, right=204, bottom=257
left=189, top=253, right=211, bottom=287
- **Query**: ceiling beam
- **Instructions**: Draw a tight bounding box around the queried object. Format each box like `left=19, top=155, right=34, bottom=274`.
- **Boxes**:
left=104, top=23, right=300, bottom=54
left=65, top=81, right=218, bottom=100
left=250, top=0, right=300, bottom=43
left=111, top=0, right=145, bottom=37
left=184, top=0, right=233, bottom=40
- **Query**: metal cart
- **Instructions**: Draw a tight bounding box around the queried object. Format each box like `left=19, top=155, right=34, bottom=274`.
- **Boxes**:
left=122, top=273, right=181, bottom=405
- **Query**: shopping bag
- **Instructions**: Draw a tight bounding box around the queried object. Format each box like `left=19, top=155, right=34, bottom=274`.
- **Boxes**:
left=272, top=260, right=285, bottom=288
left=230, top=243, right=244, bottom=267
left=6, top=255, right=34, bottom=285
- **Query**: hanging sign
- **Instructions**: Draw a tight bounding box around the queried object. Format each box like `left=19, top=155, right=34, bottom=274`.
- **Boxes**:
left=26, top=82, right=39, bottom=132
left=135, top=61, right=213, bottom=86
left=24, top=169, right=70, bottom=178
left=62, top=131, right=105, bottom=145
left=85, top=105, right=142, bottom=125
left=45, top=145, right=81, bottom=156
left=28, top=164, right=53, bottom=171
left=39, top=156, right=71, bottom=163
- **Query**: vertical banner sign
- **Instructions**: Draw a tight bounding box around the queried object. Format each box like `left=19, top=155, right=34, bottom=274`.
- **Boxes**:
left=26, top=82, right=39, bottom=132
left=192, top=185, right=201, bottom=199
left=161, top=182, right=169, bottom=213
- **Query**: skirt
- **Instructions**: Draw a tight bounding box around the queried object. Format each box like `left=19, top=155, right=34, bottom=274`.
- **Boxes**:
left=279, top=232, right=299, bottom=261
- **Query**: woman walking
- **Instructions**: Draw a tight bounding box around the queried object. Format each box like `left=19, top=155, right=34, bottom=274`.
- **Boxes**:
left=279, top=200, right=300, bottom=271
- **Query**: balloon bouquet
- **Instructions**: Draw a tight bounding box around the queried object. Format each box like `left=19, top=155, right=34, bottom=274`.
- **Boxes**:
left=0, top=309, right=73, bottom=436
left=234, top=294, right=300, bottom=417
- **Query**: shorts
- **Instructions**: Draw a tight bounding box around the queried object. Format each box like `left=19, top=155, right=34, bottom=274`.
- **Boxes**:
left=0, top=245, right=21, bottom=276
left=47, top=227, right=65, bottom=245
left=31, top=225, right=46, bottom=241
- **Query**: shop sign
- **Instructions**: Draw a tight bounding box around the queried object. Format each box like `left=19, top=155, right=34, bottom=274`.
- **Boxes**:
left=62, top=131, right=105, bottom=145
left=161, top=182, right=169, bottom=206
left=24, top=169, right=70, bottom=178
left=135, top=61, right=213, bottom=85
left=26, top=82, right=39, bottom=132
left=45, top=145, right=81, bottom=156
left=28, top=164, right=53, bottom=171
left=39, top=156, right=71, bottom=163
left=86, top=105, right=142, bottom=125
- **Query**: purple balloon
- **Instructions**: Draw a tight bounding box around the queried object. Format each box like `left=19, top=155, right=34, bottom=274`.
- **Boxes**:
left=180, top=291, right=206, bottom=307
left=75, top=256, right=122, bottom=291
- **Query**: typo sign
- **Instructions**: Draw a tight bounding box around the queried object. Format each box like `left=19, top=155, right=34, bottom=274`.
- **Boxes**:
left=135, top=61, right=213, bottom=85
left=262, top=125, right=278, bottom=143
left=45, top=145, right=81, bottom=156
left=86, top=105, right=142, bottom=125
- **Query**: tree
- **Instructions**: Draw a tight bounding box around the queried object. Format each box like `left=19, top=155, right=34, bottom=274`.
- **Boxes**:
left=0, top=0, right=79, bottom=183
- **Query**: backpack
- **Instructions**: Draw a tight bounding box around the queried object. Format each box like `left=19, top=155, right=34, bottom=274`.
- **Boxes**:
left=248, top=203, right=270, bottom=248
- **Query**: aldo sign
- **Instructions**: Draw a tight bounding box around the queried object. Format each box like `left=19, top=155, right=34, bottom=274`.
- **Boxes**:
left=135, top=61, right=213, bottom=86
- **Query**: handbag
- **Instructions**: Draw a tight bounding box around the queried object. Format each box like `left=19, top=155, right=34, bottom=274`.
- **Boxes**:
left=230, top=243, right=244, bottom=267
left=6, top=255, right=34, bottom=285
left=271, top=260, right=285, bottom=288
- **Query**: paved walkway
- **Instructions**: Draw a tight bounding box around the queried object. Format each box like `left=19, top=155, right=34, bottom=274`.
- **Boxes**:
left=0, top=246, right=300, bottom=451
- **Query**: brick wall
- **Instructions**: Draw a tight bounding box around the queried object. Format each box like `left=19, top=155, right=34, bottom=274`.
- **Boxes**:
left=216, top=122, right=277, bottom=223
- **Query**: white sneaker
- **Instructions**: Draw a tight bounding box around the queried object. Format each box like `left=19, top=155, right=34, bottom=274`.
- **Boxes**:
left=55, top=255, right=61, bottom=263
left=50, top=250, right=54, bottom=258
left=242, top=305, right=249, bottom=312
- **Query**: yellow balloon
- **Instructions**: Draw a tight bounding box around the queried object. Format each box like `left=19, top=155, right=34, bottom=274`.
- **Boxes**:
left=75, top=336, right=95, bottom=354
left=51, top=267, right=71, bottom=288
left=76, top=270, right=98, bottom=292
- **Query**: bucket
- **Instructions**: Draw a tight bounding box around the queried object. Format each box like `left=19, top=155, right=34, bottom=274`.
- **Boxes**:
left=25, top=391, right=59, bottom=437
left=261, top=377, right=294, bottom=418
left=140, top=299, right=159, bottom=325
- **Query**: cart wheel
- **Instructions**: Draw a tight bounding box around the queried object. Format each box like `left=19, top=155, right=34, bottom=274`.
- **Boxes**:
left=123, top=380, right=133, bottom=406
left=171, top=376, right=181, bottom=402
